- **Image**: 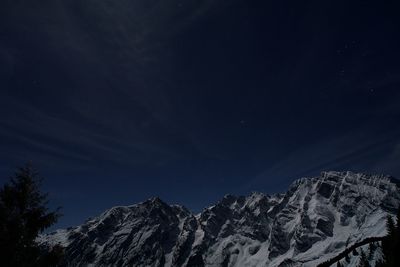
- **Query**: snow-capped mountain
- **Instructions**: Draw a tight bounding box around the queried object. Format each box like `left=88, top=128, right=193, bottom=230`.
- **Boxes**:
left=41, top=171, right=400, bottom=267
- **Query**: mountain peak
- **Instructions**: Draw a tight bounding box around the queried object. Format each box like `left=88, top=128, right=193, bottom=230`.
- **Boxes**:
left=148, top=196, right=165, bottom=204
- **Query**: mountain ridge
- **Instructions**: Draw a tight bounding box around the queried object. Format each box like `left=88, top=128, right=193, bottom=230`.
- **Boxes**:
left=40, top=171, right=400, bottom=267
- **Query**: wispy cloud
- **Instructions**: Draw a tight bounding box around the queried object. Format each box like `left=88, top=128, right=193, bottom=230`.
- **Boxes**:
left=246, top=124, right=400, bottom=192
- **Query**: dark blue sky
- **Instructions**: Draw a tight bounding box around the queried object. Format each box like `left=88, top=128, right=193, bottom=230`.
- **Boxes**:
left=1, top=0, right=400, bottom=228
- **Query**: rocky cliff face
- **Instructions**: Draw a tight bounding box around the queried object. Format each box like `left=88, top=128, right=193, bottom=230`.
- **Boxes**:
left=40, top=171, right=400, bottom=267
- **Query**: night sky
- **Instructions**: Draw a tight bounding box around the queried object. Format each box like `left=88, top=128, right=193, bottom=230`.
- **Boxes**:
left=1, top=0, right=400, bottom=228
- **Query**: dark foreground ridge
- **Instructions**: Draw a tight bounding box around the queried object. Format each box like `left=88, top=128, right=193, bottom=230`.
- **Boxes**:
left=317, top=236, right=385, bottom=267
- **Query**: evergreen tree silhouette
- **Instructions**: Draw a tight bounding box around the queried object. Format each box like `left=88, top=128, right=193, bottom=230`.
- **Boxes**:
left=386, top=215, right=396, bottom=238
left=379, top=207, right=400, bottom=267
left=353, top=248, right=359, bottom=256
left=345, top=252, right=350, bottom=263
left=367, top=242, right=375, bottom=260
left=358, top=249, right=370, bottom=267
left=0, top=163, right=63, bottom=267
